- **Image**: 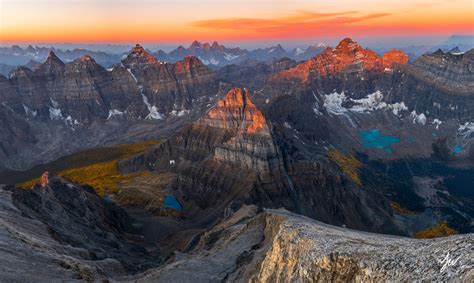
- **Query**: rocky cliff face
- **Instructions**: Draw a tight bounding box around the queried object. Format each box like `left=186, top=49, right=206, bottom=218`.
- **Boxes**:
left=199, top=88, right=278, bottom=177
left=0, top=178, right=158, bottom=281
left=259, top=39, right=473, bottom=158
left=3, top=45, right=217, bottom=123
left=3, top=186, right=471, bottom=282
left=405, top=49, right=473, bottom=95
left=118, top=87, right=401, bottom=234
left=0, top=44, right=220, bottom=170
left=273, top=38, right=408, bottom=82
left=132, top=207, right=473, bottom=282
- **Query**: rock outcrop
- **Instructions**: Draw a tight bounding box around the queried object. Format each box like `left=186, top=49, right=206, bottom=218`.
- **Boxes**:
left=122, top=44, right=159, bottom=66
left=118, top=88, right=401, bottom=235
left=273, top=38, right=408, bottom=82
left=0, top=178, right=158, bottom=281
left=132, top=208, right=474, bottom=282
left=0, top=44, right=220, bottom=170
left=406, top=48, right=474, bottom=95
left=4, top=44, right=218, bottom=123
left=199, top=88, right=278, bottom=177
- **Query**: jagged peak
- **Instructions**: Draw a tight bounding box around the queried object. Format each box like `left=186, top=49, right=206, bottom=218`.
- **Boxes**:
left=218, top=87, right=254, bottom=108
left=173, top=55, right=208, bottom=73
left=335, top=38, right=362, bottom=52
left=46, top=50, right=61, bottom=61
left=80, top=54, right=95, bottom=62
left=190, top=40, right=202, bottom=49
left=43, top=50, right=65, bottom=66
left=274, top=38, right=409, bottom=81
left=448, top=46, right=463, bottom=54
left=205, top=87, right=267, bottom=135
left=271, top=44, right=285, bottom=51
left=381, top=49, right=409, bottom=68
left=123, top=43, right=158, bottom=65
left=26, top=45, right=35, bottom=52
left=11, top=45, right=22, bottom=52
left=433, top=49, right=445, bottom=56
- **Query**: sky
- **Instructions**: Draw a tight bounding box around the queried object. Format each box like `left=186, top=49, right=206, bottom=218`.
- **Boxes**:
left=0, top=0, right=473, bottom=46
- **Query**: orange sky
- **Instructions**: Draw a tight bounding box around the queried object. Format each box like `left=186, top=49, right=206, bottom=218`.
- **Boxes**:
left=0, top=0, right=472, bottom=43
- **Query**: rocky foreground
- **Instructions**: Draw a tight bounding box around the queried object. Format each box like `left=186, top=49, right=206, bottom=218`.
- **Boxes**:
left=0, top=182, right=472, bottom=282
left=131, top=207, right=473, bottom=282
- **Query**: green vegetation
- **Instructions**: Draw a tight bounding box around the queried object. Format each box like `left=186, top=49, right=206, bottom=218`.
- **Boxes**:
left=415, top=222, right=458, bottom=239
left=327, top=148, right=362, bottom=186
left=16, top=140, right=159, bottom=196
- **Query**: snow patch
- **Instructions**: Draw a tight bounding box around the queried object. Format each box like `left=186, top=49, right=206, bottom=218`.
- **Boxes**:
left=23, top=104, right=37, bottom=117
left=324, top=91, right=408, bottom=117
left=107, top=109, right=125, bottom=119
left=294, top=48, right=305, bottom=56
left=49, top=106, right=63, bottom=120
left=224, top=53, right=239, bottom=61
left=283, top=122, right=292, bottom=129
left=349, top=91, right=387, bottom=112
left=390, top=102, right=408, bottom=117
left=50, top=98, right=60, bottom=108
left=311, top=91, right=322, bottom=115
left=64, top=115, right=79, bottom=125
left=458, top=122, right=474, bottom=139
left=127, top=68, right=163, bottom=120
left=431, top=119, right=442, bottom=130
left=170, top=109, right=190, bottom=117
left=198, top=57, right=219, bottom=65
left=410, top=111, right=427, bottom=125
left=127, top=68, right=138, bottom=82
left=210, top=58, right=220, bottom=65
left=323, top=92, right=348, bottom=115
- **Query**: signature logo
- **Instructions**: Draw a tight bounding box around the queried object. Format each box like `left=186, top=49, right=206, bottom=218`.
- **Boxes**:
left=438, top=252, right=461, bottom=273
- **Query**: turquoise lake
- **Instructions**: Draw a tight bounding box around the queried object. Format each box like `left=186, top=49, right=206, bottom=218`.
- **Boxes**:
left=163, top=195, right=183, bottom=211
left=358, top=129, right=400, bottom=153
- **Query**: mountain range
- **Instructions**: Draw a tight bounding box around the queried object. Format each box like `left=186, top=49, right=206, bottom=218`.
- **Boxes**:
left=0, top=37, right=473, bottom=281
left=2, top=34, right=472, bottom=77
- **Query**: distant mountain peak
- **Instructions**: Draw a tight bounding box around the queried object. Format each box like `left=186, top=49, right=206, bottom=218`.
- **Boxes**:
left=448, top=46, right=462, bottom=54
left=80, top=54, right=94, bottom=62
left=45, top=51, right=65, bottom=66
left=123, top=43, right=158, bottom=66
left=26, top=45, right=35, bottom=53
left=274, top=38, right=408, bottom=81
left=433, top=49, right=445, bottom=56
left=335, top=38, right=362, bottom=52
left=190, top=40, right=202, bottom=49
